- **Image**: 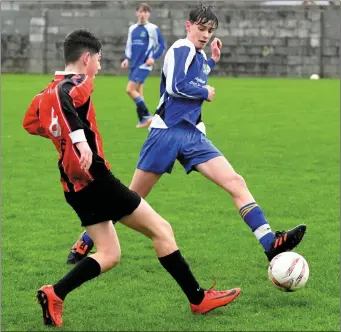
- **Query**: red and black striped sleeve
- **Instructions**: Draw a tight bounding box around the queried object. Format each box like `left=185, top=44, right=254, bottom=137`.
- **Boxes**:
left=57, top=80, right=85, bottom=133
left=56, top=75, right=93, bottom=144
left=23, top=91, right=50, bottom=138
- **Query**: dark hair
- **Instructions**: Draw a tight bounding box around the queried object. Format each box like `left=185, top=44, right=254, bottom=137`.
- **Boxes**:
left=63, top=28, right=102, bottom=65
left=189, top=3, right=218, bottom=29
left=136, top=2, right=151, bottom=12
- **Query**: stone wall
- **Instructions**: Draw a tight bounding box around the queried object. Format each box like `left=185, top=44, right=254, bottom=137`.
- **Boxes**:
left=1, top=1, right=340, bottom=77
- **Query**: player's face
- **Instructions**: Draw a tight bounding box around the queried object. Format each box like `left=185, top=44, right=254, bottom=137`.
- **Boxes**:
left=136, top=9, right=150, bottom=24
left=186, top=21, right=215, bottom=50
left=85, top=52, right=101, bottom=78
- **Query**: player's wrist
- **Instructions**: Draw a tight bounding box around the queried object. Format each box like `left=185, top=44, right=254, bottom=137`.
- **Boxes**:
left=208, top=58, right=217, bottom=70
left=203, top=87, right=209, bottom=100
left=69, top=129, right=87, bottom=144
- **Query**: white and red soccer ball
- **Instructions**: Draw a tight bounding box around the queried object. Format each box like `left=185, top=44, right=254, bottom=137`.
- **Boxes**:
left=268, top=252, right=309, bottom=291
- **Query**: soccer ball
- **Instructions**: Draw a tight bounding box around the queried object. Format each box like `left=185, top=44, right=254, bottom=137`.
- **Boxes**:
left=310, top=74, right=320, bottom=80
left=268, top=252, right=309, bottom=291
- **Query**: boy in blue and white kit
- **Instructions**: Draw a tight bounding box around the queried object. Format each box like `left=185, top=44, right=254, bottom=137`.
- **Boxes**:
left=68, top=4, right=306, bottom=267
left=133, top=4, right=306, bottom=261
left=121, top=3, right=166, bottom=128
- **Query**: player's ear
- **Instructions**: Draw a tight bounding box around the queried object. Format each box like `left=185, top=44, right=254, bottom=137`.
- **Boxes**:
left=185, top=21, right=191, bottom=32
left=81, top=52, right=91, bottom=66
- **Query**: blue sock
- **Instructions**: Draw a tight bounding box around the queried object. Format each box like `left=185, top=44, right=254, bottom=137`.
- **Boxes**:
left=239, top=202, right=275, bottom=251
left=81, top=231, right=94, bottom=250
left=134, top=96, right=150, bottom=120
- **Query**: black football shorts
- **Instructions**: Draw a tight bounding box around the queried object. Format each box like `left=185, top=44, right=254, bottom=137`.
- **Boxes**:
left=64, top=171, right=141, bottom=226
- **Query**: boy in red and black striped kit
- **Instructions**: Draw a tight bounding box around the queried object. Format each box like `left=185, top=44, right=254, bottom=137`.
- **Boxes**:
left=23, top=28, right=240, bottom=328
left=24, top=72, right=110, bottom=192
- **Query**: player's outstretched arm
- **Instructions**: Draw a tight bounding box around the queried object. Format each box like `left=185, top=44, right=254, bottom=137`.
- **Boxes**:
left=210, top=38, right=222, bottom=63
left=207, top=38, right=222, bottom=73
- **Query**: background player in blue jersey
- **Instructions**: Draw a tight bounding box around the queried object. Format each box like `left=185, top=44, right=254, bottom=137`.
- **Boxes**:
left=68, top=4, right=306, bottom=265
left=121, top=3, right=166, bottom=128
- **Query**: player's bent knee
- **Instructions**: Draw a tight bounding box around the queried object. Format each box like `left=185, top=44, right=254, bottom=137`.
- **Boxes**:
left=126, top=85, right=136, bottom=95
left=156, top=220, right=176, bottom=245
left=161, top=220, right=174, bottom=238
left=146, top=217, right=174, bottom=240
left=105, top=252, right=121, bottom=269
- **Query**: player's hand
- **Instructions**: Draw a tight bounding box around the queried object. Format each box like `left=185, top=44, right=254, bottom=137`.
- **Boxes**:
left=75, top=141, right=93, bottom=171
left=145, top=57, right=154, bottom=66
left=205, top=85, right=215, bottom=102
left=210, top=38, right=222, bottom=63
left=121, top=59, right=129, bottom=69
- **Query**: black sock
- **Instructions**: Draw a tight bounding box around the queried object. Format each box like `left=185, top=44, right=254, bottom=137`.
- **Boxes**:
left=53, top=257, right=101, bottom=300
left=136, top=107, right=145, bottom=121
left=142, top=109, right=150, bottom=117
left=158, top=250, right=205, bottom=305
left=136, top=107, right=150, bottom=121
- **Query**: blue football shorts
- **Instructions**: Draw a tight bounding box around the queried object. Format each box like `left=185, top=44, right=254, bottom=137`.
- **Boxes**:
left=137, top=121, right=222, bottom=174
left=129, top=67, right=151, bottom=84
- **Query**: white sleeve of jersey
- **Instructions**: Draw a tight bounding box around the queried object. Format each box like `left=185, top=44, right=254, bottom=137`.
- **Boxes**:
left=125, top=25, right=135, bottom=60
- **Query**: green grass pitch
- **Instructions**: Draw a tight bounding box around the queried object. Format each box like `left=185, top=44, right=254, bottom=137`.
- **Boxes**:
left=2, top=74, right=340, bottom=331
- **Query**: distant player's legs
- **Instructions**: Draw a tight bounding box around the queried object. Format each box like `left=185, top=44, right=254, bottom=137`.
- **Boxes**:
left=38, top=221, right=121, bottom=326
left=126, top=81, right=149, bottom=118
left=120, top=198, right=240, bottom=313
left=195, top=156, right=306, bottom=260
left=135, top=82, right=153, bottom=128
left=127, top=68, right=153, bottom=128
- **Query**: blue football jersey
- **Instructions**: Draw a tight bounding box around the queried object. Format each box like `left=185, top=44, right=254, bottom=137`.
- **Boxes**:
left=124, top=23, right=166, bottom=71
left=150, top=38, right=216, bottom=134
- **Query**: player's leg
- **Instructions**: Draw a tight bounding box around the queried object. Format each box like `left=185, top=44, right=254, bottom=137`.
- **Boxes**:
left=120, top=198, right=240, bottom=314
left=67, top=127, right=177, bottom=264
left=38, top=221, right=121, bottom=326
left=126, top=80, right=140, bottom=99
left=129, top=169, right=162, bottom=198
left=66, top=169, right=161, bottom=264
left=178, top=127, right=306, bottom=261
left=127, top=68, right=152, bottom=127
left=134, top=71, right=153, bottom=128
left=66, top=230, right=94, bottom=264
left=126, top=80, right=148, bottom=120
left=195, top=155, right=306, bottom=261
left=138, top=82, right=144, bottom=98
left=38, top=173, right=141, bottom=326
